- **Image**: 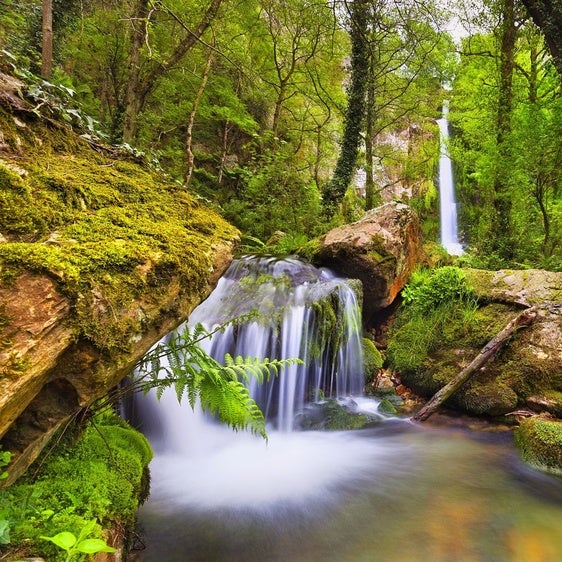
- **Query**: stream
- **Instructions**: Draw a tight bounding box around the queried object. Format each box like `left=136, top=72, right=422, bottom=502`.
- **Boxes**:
left=132, top=257, right=562, bottom=562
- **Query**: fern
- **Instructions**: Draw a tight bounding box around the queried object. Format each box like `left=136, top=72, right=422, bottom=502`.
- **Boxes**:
left=137, top=321, right=302, bottom=439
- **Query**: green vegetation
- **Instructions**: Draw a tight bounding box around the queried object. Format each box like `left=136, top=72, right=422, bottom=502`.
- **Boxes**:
left=136, top=320, right=302, bottom=439
left=0, top=411, right=152, bottom=561
left=387, top=266, right=482, bottom=395
left=514, top=417, right=562, bottom=474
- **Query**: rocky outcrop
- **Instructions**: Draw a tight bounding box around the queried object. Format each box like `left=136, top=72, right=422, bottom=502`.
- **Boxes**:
left=315, top=202, right=421, bottom=323
left=392, top=268, right=562, bottom=419
left=0, top=72, right=239, bottom=483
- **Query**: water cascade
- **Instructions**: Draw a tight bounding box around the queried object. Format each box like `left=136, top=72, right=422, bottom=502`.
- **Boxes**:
left=438, top=101, right=464, bottom=255
left=134, top=256, right=562, bottom=562
left=185, top=256, right=365, bottom=431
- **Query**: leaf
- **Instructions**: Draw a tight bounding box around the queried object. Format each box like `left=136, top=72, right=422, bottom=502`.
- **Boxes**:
left=76, top=538, right=117, bottom=554
left=40, top=531, right=76, bottom=551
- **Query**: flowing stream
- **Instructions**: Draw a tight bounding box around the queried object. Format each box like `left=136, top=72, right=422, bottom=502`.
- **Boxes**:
left=438, top=101, right=464, bottom=256
left=133, top=257, right=562, bottom=562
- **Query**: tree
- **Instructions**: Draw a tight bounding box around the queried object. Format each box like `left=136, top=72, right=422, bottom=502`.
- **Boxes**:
left=521, top=0, right=562, bottom=75
left=322, top=0, right=370, bottom=218
left=41, top=0, right=53, bottom=78
left=121, top=0, right=225, bottom=143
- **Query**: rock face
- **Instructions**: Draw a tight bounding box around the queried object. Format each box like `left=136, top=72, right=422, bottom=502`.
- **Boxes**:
left=315, top=202, right=420, bottom=322
left=0, top=72, right=239, bottom=484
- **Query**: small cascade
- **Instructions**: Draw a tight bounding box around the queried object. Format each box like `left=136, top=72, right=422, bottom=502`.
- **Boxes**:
left=186, top=255, right=365, bottom=431
left=438, top=102, right=463, bottom=256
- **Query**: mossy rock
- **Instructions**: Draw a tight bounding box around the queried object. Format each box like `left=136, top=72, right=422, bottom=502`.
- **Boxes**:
left=514, top=417, right=562, bottom=474
left=362, top=337, right=383, bottom=384
left=453, top=381, right=518, bottom=416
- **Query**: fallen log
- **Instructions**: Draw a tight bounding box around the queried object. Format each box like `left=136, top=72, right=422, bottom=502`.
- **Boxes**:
left=411, top=306, right=539, bottom=422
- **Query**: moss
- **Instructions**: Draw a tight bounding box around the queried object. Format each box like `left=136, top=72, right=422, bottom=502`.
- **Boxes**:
left=0, top=410, right=153, bottom=561
left=322, top=400, right=370, bottom=430
left=514, top=417, right=562, bottom=474
left=362, top=337, right=383, bottom=385
left=0, top=103, right=239, bottom=354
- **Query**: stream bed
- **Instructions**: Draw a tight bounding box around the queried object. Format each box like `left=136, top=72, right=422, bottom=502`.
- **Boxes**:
left=133, top=412, right=562, bottom=562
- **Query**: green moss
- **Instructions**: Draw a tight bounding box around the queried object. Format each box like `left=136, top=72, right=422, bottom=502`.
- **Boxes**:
left=514, top=418, right=562, bottom=474
left=0, top=104, right=239, bottom=354
left=362, top=337, right=383, bottom=385
left=322, top=400, right=370, bottom=430
left=0, top=410, right=153, bottom=561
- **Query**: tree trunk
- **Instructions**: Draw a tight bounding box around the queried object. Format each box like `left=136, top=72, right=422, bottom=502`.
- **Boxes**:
left=41, top=0, right=53, bottom=79
left=521, top=0, right=562, bottom=75
left=184, top=49, right=213, bottom=188
left=411, top=306, right=538, bottom=422
left=491, top=0, right=517, bottom=261
left=122, top=0, right=224, bottom=144
left=322, top=0, right=370, bottom=217
left=365, top=59, right=376, bottom=211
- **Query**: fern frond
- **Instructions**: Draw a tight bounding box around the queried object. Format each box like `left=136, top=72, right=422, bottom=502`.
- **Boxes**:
left=135, top=319, right=303, bottom=439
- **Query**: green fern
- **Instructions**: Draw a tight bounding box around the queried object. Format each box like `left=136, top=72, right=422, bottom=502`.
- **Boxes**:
left=136, top=321, right=302, bottom=439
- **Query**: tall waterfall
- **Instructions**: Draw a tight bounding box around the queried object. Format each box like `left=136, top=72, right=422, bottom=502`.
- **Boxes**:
left=438, top=102, right=463, bottom=256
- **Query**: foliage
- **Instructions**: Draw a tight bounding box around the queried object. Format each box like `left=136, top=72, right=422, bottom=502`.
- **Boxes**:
left=40, top=519, right=116, bottom=561
left=401, top=266, right=475, bottom=313
left=0, top=411, right=151, bottom=561
left=136, top=321, right=303, bottom=439
left=387, top=267, right=478, bottom=373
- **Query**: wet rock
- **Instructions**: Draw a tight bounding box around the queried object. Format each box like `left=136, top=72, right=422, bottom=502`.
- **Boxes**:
left=315, top=202, right=421, bottom=322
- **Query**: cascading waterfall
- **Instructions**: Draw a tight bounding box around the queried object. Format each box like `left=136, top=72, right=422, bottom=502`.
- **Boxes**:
left=187, top=256, right=365, bottom=431
left=438, top=101, right=464, bottom=256
left=134, top=256, right=562, bottom=562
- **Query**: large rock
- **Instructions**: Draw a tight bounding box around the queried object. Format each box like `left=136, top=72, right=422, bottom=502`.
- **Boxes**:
left=315, top=202, right=420, bottom=322
left=0, top=73, right=239, bottom=484
left=391, top=268, right=562, bottom=418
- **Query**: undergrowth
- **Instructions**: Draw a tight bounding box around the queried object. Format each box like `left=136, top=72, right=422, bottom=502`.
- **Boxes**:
left=0, top=410, right=152, bottom=561
left=387, top=266, right=478, bottom=373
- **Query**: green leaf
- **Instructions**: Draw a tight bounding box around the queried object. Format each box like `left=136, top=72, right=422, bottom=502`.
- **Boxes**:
left=40, top=531, right=76, bottom=551
left=76, top=538, right=117, bottom=554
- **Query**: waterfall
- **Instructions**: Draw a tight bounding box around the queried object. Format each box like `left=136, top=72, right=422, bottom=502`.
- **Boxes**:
left=186, top=255, right=365, bottom=431
left=438, top=102, right=463, bottom=256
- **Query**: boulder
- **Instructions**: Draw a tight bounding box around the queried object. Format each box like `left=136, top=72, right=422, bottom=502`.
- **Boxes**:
left=315, top=202, right=420, bottom=322
left=390, top=268, right=562, bottom=418
left=0, top=73, right=239, bottom=484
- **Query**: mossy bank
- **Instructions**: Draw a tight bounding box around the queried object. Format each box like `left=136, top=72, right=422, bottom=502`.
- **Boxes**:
left=0, top=68, right=239, bottom=527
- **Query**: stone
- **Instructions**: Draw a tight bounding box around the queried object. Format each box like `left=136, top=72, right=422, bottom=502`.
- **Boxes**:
left=315, top=202, right=421, bottom=322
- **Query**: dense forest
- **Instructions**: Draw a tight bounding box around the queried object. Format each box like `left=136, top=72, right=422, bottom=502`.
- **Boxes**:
left=2, top=0, right=562, bottom=269
left=2, top=0, right=561, bottom=270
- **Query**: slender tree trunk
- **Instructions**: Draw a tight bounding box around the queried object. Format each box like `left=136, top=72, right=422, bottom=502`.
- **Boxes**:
left=521, top=0, right=562, bottom=75
left=184, top=49, right=213, bottom=187
left=122, top=0, right=224, bottom=144
left=491, top=0, right=517, bottom=261
left=41, top=0, right=53, bottom=79
left=365, top=59, right=376, bottom=211
left=122, top=0, right=150, bottom=144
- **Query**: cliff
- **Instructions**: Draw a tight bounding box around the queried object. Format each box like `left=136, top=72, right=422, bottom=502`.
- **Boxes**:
left=0, top=71, right=239, bottom=483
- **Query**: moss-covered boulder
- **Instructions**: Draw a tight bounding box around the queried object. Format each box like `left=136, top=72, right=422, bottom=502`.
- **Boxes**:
left=387, top=267, right=562, bottom=419
left=514, top=417, right=562, bottom=474
left=0, top=72, right=239, bottom=483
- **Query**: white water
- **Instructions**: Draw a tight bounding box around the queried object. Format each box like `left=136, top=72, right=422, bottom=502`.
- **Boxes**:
left=133, top=257, right=562, bottom=562
left=438, top=102, right=463, bottom=256
left=134, top=256, right=397, bottom=514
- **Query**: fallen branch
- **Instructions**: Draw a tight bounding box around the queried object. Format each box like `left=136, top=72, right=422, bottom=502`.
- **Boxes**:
left=411, top=306, right=539, bottom=423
